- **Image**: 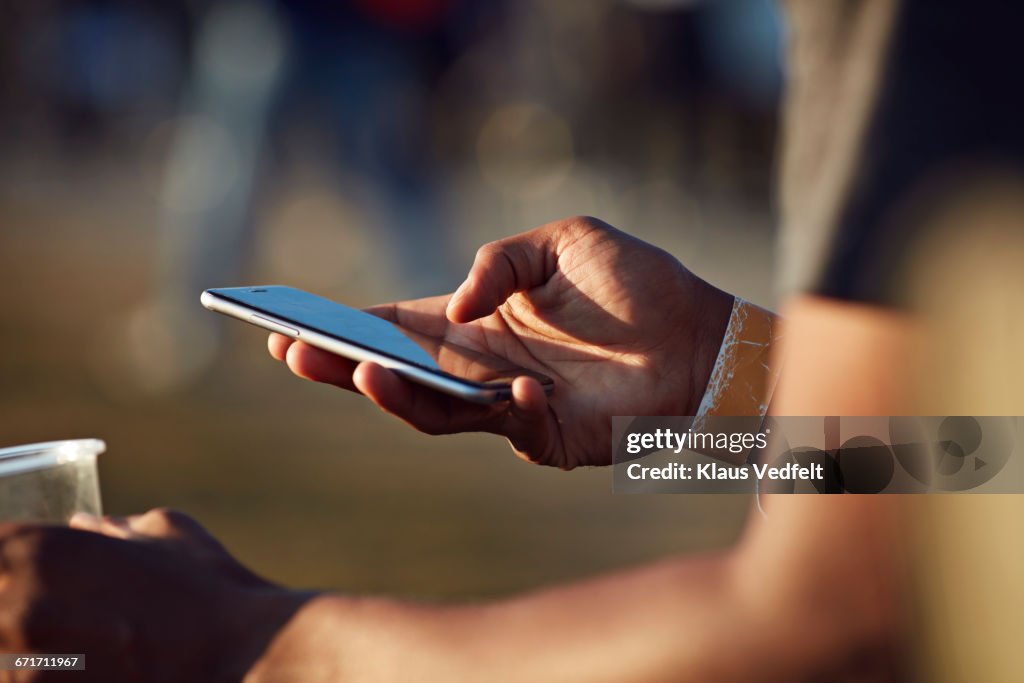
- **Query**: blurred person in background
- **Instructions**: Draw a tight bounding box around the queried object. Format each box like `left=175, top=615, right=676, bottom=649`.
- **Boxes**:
left=107, top=0, right=780, bottom=395
left=3, top=1, right=1024, bottom=682
left=110, top=0, right=474, bottom=392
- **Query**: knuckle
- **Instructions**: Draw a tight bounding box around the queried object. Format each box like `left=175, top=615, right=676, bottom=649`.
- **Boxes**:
left=143, top=506, right=175, bottom=521
left=567, top=215, right=604, bottom=235
left=139, top=507, right=192, bottom=535
left=475, top=242, right=502, bottom=262
left=135, top=507, right=173, bottom=533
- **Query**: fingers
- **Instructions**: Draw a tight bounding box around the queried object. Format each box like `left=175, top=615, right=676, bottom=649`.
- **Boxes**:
left=446, top=226, right=561, bottom=323
left=511, top=375, right=549, bottom=416
left=268, top=332, right=293, bottom=360
left=271, top=335, right=361, bottom=391
left=128, top=508, right=205, bottom=540
left=351, top=361, right=415, bottom=415
left=270, top=296, right=448, bottom=361
left=502, top=376, right=559, bottom=466
left=363, top=295, right=452, bottom=337
left=71, top=508, right=201, bottom=542
left=285, top=340, right=359, bottom=391
left=350, top=361, right=558, bottom=463
left=269, top=298, right=452, bottom=393
left=70, top=513, right=131, bottom=539
left=352, top=361, right=502, bottom=435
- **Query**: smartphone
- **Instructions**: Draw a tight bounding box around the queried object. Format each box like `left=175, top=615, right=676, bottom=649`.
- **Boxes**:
left=201, top=285, right=555, bottom=404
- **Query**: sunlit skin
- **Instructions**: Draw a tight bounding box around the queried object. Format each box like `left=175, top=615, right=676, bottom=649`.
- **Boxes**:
left=0, top=218, right=909, bottom=682
left=268, top=217, right=733, bottom=470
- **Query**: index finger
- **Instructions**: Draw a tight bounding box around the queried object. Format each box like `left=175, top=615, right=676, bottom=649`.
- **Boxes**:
left=364, top=295, right=453, bottom=337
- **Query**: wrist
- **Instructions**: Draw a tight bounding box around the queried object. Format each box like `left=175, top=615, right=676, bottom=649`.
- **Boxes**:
left=239, top=593, right=451, bottom=683
left=695, top=296, right=781, bottom=418
left=681, top=282, right=735, bottom=416
left=214, top=586, right=316, bottom=683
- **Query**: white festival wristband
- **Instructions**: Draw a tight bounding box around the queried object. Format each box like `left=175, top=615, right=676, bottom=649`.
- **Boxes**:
left=695, top=297, right=780, bottom=419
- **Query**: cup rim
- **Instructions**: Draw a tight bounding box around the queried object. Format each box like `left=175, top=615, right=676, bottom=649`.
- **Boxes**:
left=0, top=439, right=105, bottom=477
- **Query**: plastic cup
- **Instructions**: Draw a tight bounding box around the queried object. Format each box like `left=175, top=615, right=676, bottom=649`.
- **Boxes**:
left=0, top=439, right=104, bottom=524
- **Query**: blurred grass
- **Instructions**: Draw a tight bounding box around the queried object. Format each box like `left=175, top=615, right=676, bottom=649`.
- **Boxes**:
left=0, top=159, right=765, bottom=600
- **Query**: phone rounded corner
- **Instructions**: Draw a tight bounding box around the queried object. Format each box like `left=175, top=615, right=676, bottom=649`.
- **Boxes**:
left=199, top=290, right=217, bottom=310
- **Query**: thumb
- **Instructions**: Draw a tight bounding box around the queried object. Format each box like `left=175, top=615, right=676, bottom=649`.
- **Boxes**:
left=446, top=227, right=560, bottom=323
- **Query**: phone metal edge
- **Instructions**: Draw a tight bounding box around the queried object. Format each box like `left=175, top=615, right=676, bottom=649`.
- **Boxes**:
left=201, top=289, right=511, bottom=404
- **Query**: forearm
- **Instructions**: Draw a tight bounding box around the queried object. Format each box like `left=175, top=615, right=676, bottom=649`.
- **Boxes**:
left=240, top=298, right=912, bottom=683
left=244, top=554, right=753, bottom=683
left=740, top=294, right=915, bottom=679
left=771, top=295, right=916, bottom=416
left=243, top=536, right=900, bottom=683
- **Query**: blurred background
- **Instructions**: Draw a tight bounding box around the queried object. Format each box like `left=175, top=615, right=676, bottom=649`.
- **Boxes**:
left=0, top=0, right=781, bottom=597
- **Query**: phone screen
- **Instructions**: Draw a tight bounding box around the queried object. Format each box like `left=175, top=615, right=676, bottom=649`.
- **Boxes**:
left=211, top=286, right=554, bottom=390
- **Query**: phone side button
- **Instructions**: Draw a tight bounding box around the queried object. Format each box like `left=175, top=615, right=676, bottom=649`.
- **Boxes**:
left=250, top=314, right=300, bottom=337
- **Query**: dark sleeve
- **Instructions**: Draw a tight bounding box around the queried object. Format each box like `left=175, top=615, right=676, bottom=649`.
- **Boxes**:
left=777, top=0, right=1024, bottom=306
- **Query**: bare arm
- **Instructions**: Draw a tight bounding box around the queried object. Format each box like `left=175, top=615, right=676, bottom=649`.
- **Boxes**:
left=0, top=245, right=913, bottom=682
left=244, top=296, right=913, bottom=683
left=246, top=554, right=741, bottom=683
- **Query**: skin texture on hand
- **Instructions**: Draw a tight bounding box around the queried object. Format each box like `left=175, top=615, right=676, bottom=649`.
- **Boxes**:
left=268, top=216, right=733, bottom=469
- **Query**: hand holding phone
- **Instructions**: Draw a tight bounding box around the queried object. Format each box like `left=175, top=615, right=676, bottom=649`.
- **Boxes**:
left=211, top=218, right=732, bottom=469
left=203, top=285, right=553, bottom=404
